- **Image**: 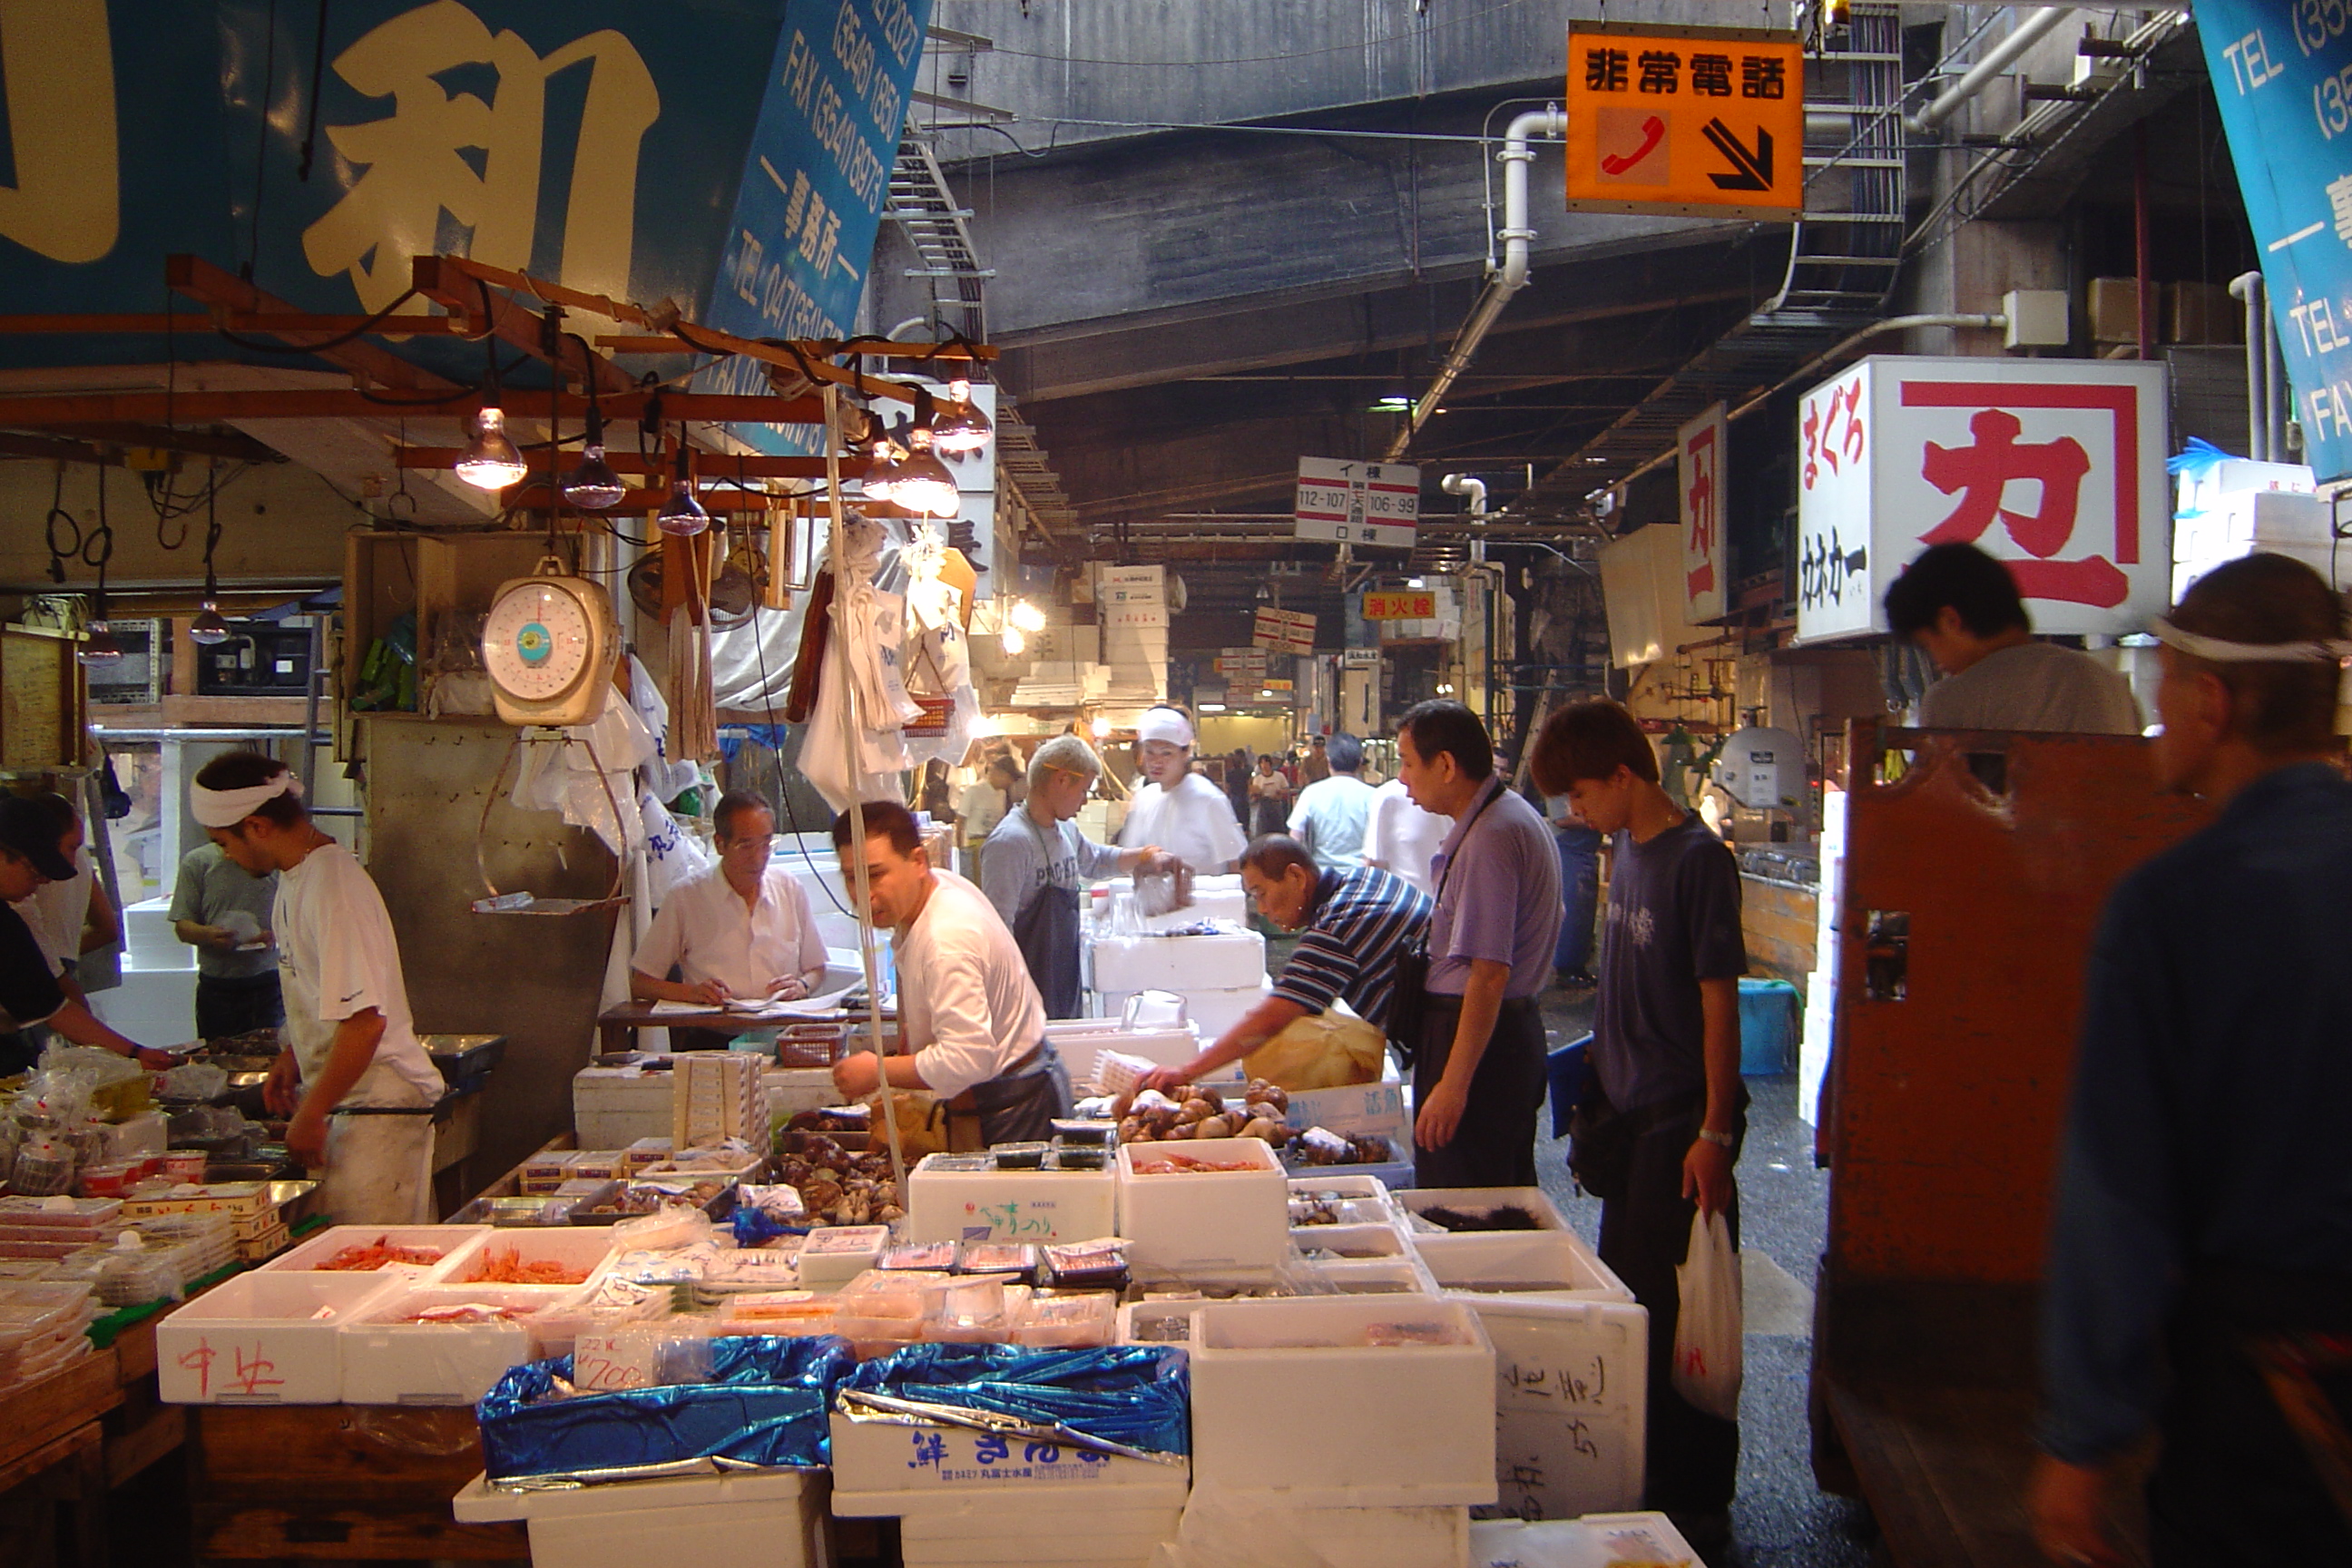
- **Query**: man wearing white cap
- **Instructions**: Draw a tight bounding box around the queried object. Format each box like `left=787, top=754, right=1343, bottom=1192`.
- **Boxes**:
left=1119, top=706, right=1247, bottom=874
left=191, top=751, right=444, bottom=1224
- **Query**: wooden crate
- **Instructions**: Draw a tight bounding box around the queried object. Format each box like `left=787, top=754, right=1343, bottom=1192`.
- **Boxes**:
left=0, top=624, right=88, bottom=772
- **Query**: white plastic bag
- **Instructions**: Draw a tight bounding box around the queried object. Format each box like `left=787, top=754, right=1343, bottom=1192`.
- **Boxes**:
left=1671, top=1208, right=1743, bottom=1421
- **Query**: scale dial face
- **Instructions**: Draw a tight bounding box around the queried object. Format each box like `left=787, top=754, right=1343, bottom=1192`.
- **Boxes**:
left=484, top=580, right=595, bottom=703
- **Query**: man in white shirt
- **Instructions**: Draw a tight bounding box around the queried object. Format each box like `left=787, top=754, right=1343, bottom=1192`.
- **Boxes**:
left=830, top=800, right=1068, bottom=1146
left=11, top=792, right=119, bottom=991
left=192, top=752, right=445, bottom=1225
left=958, top=756, right=1022, bottom=881
left=1119, top=706, right=1247, bottom=874
left=1287, top=732, right=1377, bottom=870
left=1362, top=775, right=1451, bottom=896
left=632, top=791, right=827, bottom=1047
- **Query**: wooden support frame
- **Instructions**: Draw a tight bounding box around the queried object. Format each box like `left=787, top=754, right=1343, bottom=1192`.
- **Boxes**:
left=166, top=255, right=460, bottom=395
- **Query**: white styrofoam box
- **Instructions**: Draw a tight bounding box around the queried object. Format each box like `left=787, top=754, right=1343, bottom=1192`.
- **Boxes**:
left=1115, top=1298, right=1200, bottom=1347
left=796, top=1225, right=888, bottom=1286
left=1088, top=929, right=1265, bottom=994
left=1410, top=1229, right=1633, bottom=1306
left=259, top=1225, right=489, bottom=1279
left=1398, top=1187, right=1570, bottom=1234
left=1188, top=1295, right=1497, bottom=1505
left=1291, top=1222, right=1409, bottom=1263
left=156, top=1270, right=401, bottom=1404
left=1207, top=1501, right=1470, bottom=1568
left=573, top=1065, right=673, bottom=1148
left=2173, top=487, right=2329, bottom=556
left=2175, top=457, right=2312, bottom=518
left=1307, top=1256, right=1436, bottom=1296
left=1093, top=983, right=1272, bottom=1044
left=1284, top=1079, right=1412, bottom=1152
left=906, top=1156, right=1119, bottom=1246
left=1288, top=1172, right=1395, bottom=1205
left=428, top=1228, right=618, bottom=1289
left=765, top=1066, right=845, bottom=1124
left=1116, top=1137, right=1288, bottom=1270
left=1468, top=1297, right=1650, bottom=1523
left=894, top=1499, right=1183, bottom=1544
left=1135, top=874, right=1248, bottom=932
left=454, top=1466, right=832, bottom=1568
left=1468, top=1512, right=1697, bottom=1568
left=828, top=1414, right=1190, bottom=1504
left=1044, top=1022, right=1203, bottom=1094
left=338, top=1284, right=557, bottom=1405
left=900, top=1539, right=1166, bottom=1568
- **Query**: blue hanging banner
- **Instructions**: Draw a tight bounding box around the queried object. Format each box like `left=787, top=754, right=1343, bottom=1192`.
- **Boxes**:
left=0, top=0, right=930, bottom=441
left=2196, top=0, right=2352, bottom=481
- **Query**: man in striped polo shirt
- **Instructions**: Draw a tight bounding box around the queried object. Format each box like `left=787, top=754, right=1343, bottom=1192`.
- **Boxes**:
left=1140, top=834, right=1430, bottom=1092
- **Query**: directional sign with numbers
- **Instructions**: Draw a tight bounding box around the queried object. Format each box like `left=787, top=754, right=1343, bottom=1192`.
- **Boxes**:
left=1565, top=23, right=1805, bottom=221
left=1296, top=457, right=1420, bottom=549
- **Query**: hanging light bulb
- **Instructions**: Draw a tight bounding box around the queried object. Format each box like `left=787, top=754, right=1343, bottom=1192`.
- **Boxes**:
left=1000, top=623, right=1027, bottom=656
left=889, top=425, right=961, bottom=517
left=930, top=377, right=994, bottom=456
left=190, top=599, right=231, bottom=645
left=656, top=442, right=709, bottom=536
left=859, top=414, right=905, bottom=502
left=78, top=621, right=122, bottom=666
left=1008, top=597, right=1046, bottom=633
left=562, top=406, right=626, bottom=509
left=455, top=405, right=528, bottom=490
left=1089, top=716, right=1111, bottom=740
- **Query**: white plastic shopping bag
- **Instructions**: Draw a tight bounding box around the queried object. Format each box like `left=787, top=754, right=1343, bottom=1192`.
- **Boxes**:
left=1671, top=1209, right=1743, bottom=1421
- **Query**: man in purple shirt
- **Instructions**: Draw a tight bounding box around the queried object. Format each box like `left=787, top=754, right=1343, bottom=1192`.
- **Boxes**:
left=1396, top=701, right=1562, bottom=1187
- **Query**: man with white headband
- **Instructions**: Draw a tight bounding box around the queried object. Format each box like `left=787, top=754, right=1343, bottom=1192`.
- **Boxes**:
left=191, top=751, right=444, bottom=1224
left=2031, top=554, right=2352, bottom=1564
left=1118, top=706, right=1246, bottom=874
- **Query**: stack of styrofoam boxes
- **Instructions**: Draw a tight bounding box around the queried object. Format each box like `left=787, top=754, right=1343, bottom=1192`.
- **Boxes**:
left=1088, top=925, right=1269, bottom=1042
left=830, top=1393, right=1191, bottom=1568
left=1097, top=564, right=1170, bottom=705
left=1283, top=1078, right=1416, bottom=1190
left=1116, top=1136, right=1289, bottom=1274
left=1402, top=1190, right=1649, bottom=1522
left=1285, top=1172, right=1431, bottom=1296
left=1044, top=1017, right=1214, bottom=1095
left=2172, top=456, right=2317, bottom=597
left=1132, top=873, right=1249, bottom=932
left=906, top=1152, right=1120, bottom=1246
left=1468, top=1513, right=1702, bottom=1568
left=0, top=1280, right=98, bottom=1391
left=573, top=1061, right=673, bottom=1147
left=120, top=1181, right=285, bottom=1264
left=454, top=1468, right=834, bottom=1568
left=157, top=1269, right=404, bottom=1403
left=673, top=1053, right=765, bottom=1151
left=338, top=1225, right=622, bottom=1405
left=1184, top=1294, right=1497, bottom=1568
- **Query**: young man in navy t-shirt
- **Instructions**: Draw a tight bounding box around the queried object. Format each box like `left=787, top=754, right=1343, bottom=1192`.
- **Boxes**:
left=1533, top=699, right=1747, bottom=1550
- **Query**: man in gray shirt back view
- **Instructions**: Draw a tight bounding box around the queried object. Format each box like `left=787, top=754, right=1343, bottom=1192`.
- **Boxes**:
left=1885, top=543, right=2142, bottom=735
left=171, top=841, right=282, bottom=1040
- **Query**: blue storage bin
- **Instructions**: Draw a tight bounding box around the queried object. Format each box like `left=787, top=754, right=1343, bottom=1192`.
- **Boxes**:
left=1546, top=1035, right=1591, bottom=1138
left=1738, top=978, right=1799, bottom=1075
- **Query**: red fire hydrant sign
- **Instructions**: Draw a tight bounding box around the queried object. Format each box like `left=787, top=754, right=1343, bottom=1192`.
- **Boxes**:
left=1792, top=357, right=2171, bottom=643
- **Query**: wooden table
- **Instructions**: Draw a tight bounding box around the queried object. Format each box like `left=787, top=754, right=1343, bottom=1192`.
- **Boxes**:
left=0, top=1350, right=122, bottom=1568
left=594, top=1001, right=740, bottom=1056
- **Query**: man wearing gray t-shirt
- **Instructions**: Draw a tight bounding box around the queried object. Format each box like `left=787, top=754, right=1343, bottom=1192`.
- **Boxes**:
left=171, top=841, right=282, bottom=1040
left=1886, top=543, right=2142, bottom=735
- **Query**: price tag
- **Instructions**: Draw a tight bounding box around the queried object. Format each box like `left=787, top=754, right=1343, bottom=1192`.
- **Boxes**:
left=572, top=1331, right=658, bottom=1391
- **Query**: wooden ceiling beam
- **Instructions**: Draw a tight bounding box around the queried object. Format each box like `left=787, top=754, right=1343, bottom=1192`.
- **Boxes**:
left=165, top=254, right=459, bottom=395
left=0, top=389, right=826, bottom=427
left=410, top=255, right=639, bottom=399
left=395, top=446, right=829, bottom=478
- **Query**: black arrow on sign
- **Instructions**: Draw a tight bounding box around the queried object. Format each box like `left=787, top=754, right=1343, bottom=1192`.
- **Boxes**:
left=1701, top=118, right=1774, bottom=191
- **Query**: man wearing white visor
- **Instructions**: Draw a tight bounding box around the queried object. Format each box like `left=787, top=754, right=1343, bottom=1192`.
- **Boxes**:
left=1119, top=706, right=1247, bottom=874
left=191, top=752, right=444, bottom=1224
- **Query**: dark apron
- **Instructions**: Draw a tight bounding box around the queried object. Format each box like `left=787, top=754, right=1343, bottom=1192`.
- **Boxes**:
left=950, top=1042, right=1073, bottom=1147
left=1012, top=817, right=1084, bottom=1020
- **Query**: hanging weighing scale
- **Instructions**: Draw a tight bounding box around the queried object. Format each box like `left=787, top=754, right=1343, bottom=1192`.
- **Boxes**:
left=472, top=558, right=629, bottom=915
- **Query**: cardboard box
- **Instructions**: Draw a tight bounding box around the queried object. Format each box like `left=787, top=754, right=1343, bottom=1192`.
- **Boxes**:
left=2165, top=280, right=2241, bottom=345
left=2087, top=276, right=2141, bottom=342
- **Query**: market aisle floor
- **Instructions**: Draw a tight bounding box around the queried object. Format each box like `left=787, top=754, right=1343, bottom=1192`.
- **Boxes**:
left=1531, top=988, right=1877, bottom=1568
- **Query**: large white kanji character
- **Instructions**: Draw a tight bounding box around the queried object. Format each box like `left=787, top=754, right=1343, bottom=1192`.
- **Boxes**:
left=783, top=171, right=812, bottom=233
left=2330, top=172, right=2352, bottom=248
left=301, top=1, right=659, bottom=313
left=797, top=190, right=830, bottom=263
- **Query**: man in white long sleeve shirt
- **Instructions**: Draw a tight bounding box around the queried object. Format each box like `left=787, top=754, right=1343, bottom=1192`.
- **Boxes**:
left=831, top=800, right=1070, bottom=1146
left=1118, top=706, right=1246, bottom=873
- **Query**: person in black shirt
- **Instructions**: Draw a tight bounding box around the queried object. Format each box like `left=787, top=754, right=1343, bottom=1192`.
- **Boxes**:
left=0, top=797, right=171, bottom=1073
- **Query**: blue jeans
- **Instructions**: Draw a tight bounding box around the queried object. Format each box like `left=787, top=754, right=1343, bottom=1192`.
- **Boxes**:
left=1554, top=828, right=1601, bottom=973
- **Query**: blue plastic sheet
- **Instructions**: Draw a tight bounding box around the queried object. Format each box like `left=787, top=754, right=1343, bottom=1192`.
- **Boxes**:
left=478, top=1335, right=856, bottom=1483
left=840, top=1344, right=1190, bottom=1456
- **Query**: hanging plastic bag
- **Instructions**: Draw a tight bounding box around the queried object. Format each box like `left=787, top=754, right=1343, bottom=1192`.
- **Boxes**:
left=1241, top=1010, right=1387, bottom=1092
left=1671, top=1208, right=1743, bottom=1421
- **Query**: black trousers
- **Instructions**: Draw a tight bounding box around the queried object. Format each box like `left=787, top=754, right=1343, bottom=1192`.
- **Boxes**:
left=1595, top=1090, right=1746, bottom=1517
left=196, top=972, right=284, bottom=1042
left=2146, top=1269, right=2352, bottom=1565
left=1412, top=994, right=1545, bottom=1189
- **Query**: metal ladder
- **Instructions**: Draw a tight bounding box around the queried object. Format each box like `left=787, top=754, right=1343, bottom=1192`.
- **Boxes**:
left=884, top=132, right=993, bottom=341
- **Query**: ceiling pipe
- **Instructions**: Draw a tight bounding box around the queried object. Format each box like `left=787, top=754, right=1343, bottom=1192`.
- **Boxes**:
left=2229, top=272, right=2269, bottom=461
left=1383, top=106, right=1565, bottom=463
left=1907, top=7, right=2077, bottom=134
left=1442, top=473, right=1489, bottom=517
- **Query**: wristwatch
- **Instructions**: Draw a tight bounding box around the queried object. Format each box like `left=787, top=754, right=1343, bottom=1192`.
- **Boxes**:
left=1696, top=1127, right=1736, bottom=1149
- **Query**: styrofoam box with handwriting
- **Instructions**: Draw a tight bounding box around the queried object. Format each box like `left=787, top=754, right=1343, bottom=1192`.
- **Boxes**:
left=1468, top=1295, right=1649, bottom=1523
left=259, top=1224, right=489, bottom=1279
left=1187, top=1295, right=1497, bottom=1505
left=906, top=1155, right=1118, bottom=1246
left=1088, top=928, right=1264, bottom=994
left=453, top=1465, right=831, bottom=1568
left=829, top=1414, right=1191, bottom=1504
left=156, top=1270, right=401, bottom=1404
left=339, top=1284, right=560, bottom=1405
left=1116, top=1137, right=1288, bottom=1270
left=1410, top=1229, right=1633, bottom=1306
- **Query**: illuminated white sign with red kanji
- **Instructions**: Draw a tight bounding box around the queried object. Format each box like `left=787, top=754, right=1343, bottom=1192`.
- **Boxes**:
left=1792, top=357, right=2171, bottom=644
left=1677, top=402, right=1728, bottom=623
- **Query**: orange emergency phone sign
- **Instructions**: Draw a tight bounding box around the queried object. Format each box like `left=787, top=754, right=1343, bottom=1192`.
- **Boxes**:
left=1564, top=23, right=1805, bottom=222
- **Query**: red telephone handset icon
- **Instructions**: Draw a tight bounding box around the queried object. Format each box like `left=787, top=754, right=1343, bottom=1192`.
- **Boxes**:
left=1601, top=116, right=1666, bottom=176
